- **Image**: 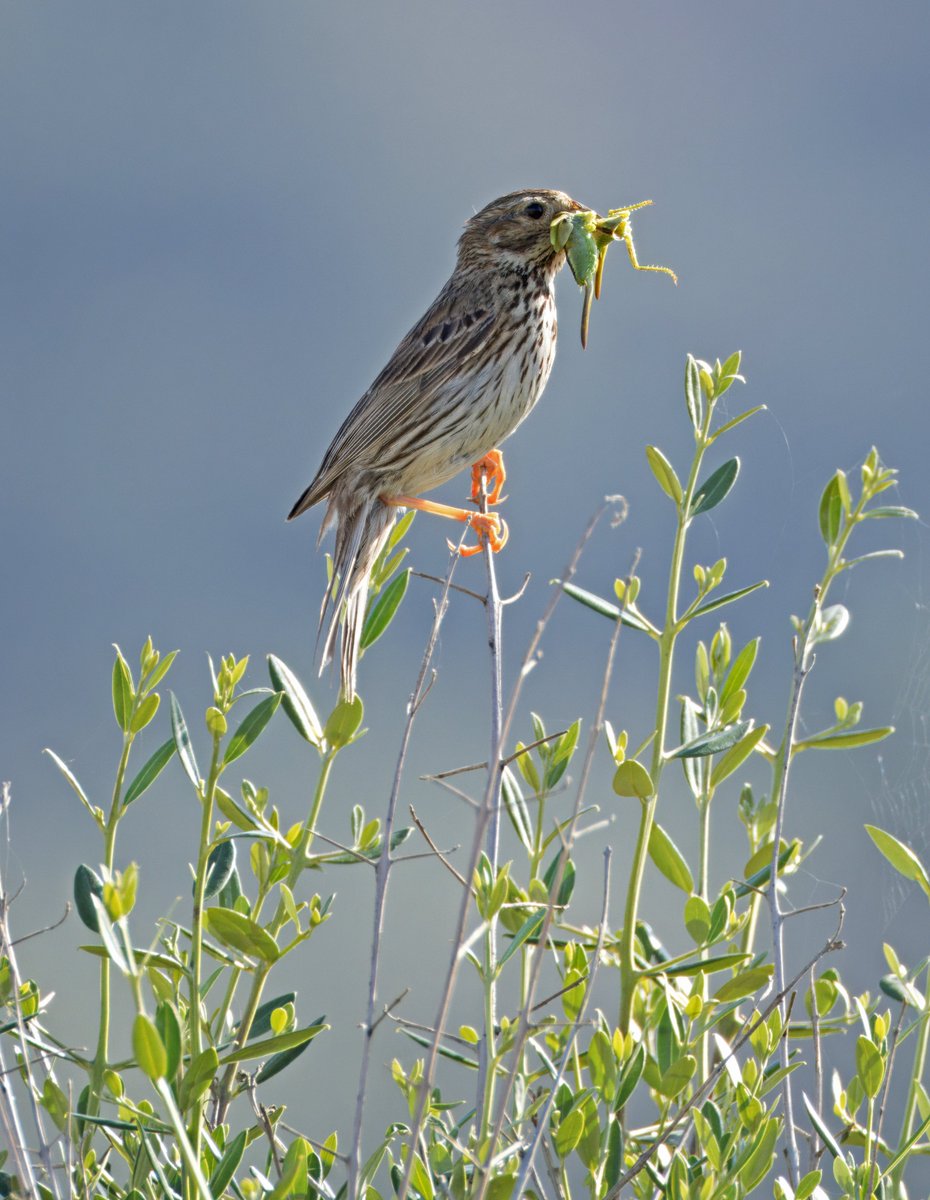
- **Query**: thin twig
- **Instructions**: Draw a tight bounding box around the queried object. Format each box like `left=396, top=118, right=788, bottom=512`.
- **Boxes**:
left=420, top=729, right=571, bottom=782
left=11, top=904, right=71, bottom=946
left=347, top=537, right=464, bottom=1200
left=807, top=964, right=825, bottom=1175
left=409, top=807, right=469, bottom=889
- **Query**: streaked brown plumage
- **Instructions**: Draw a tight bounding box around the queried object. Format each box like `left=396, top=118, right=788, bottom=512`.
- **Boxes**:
left=288, top=188, right=583, bottom=700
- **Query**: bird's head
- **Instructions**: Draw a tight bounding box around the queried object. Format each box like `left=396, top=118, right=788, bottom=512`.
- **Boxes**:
left=458, top=189, right=586, bottom=273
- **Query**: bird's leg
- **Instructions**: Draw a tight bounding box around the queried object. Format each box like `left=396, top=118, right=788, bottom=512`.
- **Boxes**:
left=470, top=449, right=506, bottom=506
left=383, top=494, right=508, bottom=558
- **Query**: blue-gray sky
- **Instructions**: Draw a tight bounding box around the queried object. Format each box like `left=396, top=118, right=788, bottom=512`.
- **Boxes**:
left=3, top=0, right=930, bottom=1148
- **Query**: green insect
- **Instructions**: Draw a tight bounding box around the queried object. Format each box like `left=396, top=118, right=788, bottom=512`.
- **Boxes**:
left=550, top=200, right=678, bottom=348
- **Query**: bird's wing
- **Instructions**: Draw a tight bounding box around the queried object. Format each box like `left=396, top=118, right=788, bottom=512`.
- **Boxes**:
left=288, top=277, right=497, bottom=518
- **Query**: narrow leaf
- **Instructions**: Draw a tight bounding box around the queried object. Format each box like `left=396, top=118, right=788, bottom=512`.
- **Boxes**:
left=691, top=458, right=740, bottom=516
left=865, top=825, right=930, bottom=897
left=648, top=823, right=694, bottom=893
left=689, top=580, right=768, bottom=619
left=646, top=445, right=683, bottom=504
left=710, top=724, right=769, bottom=789
left=209, top=1130, right=247, bottom=1197
left=169, top=693, right=200, bottom=786
left=795, top=726, right=893, bottom=752
left=671, top=720, right=751, bottom=758
left=223, top=693, right=282, bottom=766
left=685, top=354, right=703, bottom=431
left=112, top=650, right=133, bottom=732
left=560, top=582, right=654, bottom=634
left=132, top=1014, right=167, bottom=1081
left=361, top=569, right=410, bottom=650
left=499, top=911, right=546, bottom=966
left=44, top=749, right=99, bottom=824
left=123, top=738, right=176, bottom=807
left=219, top=1022, right=327, bottom=1065
left=267, top=655, right=324, bottom=748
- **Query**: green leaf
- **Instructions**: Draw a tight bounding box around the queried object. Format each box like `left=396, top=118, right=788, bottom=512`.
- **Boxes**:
left=689, top=579, right=769, bottom=620
left=685, top=354, right=703, bottom=431
left=713, top=965, right=773, bottom=1003
left=656, top=1054, right=696, bottom=1098
left=865, top=505, right=919, bottom=520
left=44, top=748, right=100, bottom=825
left=741, top=1116, right=778, bottom=1192
left=205, top=906, right=280, bottom=963
left=794, top=726, right=893, bottom=753
left=658, top=951, right=749, bottom=977
left=142, top=649, right=179, bottom=693
left=648, top=823, right=694, bottom=893
left=245, top=993, right=298, bottom=1040
left=255, top=1036, right=316, bottom=1084
left=684, top=895, right=711, bottom=943
left=361, top=568, right=410, bottom=650
left=710, top=724, right=769, bottom=789
left=202, top=841, right=237, bottom=899
left=613, top=760, right=655, bottom=798
left=155, top=1002, right=182, bottom=1080
left=501, top=767, right=533, bottom=852
left=130, top=693, right=160, bottom=734
left=89, top=896, right=129, bottom=974
left=691, top=458, right=740, bottom=516
left=132, top=1014, right=167, bottom=1081
left=554, top=1107, right=585, bottom=1158
left=112, top=649, right=133, bottom=732
left=209, top=1129, right=247, bottom=1197
left=324, top=695, right=364, bottom=749
left=542, top=852, right=575, bottom=908
left=614, top=1043, right=645, bottom=1111
left=560, top=582, right=654, bottom=635
left=169, top=692, right=200, bottom=787
left=178, top=1047, right=219, bottom=1111
left=223, top=693, right=282, bottom=765
left=865, top=825, right=930, bottom=898
left=720, top=638, right=759, bottom=704
left=74, top=865, right=104, bottom=932
left=123, top=738, right=176, bottom=808
left=710, top=404, right=766, bottom=442
left=646, top=445, right=683, bottom=504
left=267, top=655, right=325, bottom=749
left=672, top=720, right=752, bottom=758
left=499, top=911, right=546, bottom=967
left=819, top=472, right=844, bottom=545
left=219, top=1022, right=327, bottom=1065
left=856, top=1035, right=884, bottom=1098
left=796, top=1171, right=822, bottom=1200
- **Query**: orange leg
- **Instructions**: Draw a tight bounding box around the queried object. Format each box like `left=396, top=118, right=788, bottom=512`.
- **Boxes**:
left=383, top=494, right=508, bottom=557
left=471, top=449, right=506, bottom=506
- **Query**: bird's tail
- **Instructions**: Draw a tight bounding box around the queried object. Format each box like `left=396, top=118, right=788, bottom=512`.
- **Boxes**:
left=318, top=496, right=395, bottom=703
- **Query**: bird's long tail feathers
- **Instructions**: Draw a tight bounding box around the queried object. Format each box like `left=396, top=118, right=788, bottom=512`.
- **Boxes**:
left=318, top=497, right=395, bottom=703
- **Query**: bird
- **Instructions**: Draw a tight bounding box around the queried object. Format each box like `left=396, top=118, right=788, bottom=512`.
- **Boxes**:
left=288, top=188, right=584, bottom=701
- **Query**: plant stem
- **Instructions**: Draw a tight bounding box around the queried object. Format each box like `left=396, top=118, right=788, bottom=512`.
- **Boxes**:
left=618, top=409, right=713, bottom=1033
left=86, top=729, right=133, bottom=1125
left=891, top=973, right=930, bottom=1194
left=185, top=734, right=222, bottom=1193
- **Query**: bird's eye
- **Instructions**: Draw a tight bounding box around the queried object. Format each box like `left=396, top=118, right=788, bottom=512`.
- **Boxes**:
left=525, top=201, right=545, bottom=219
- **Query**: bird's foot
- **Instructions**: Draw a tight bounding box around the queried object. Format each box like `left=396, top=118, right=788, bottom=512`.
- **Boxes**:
left=456, top=511, right=509, bottom=558
left=470, top=449, right=507, bottom=506
left=383, top=493, right=508, bottom=557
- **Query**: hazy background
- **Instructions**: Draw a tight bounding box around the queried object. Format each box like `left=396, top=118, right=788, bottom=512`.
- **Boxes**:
left=3, top=0, right=930, bottom=1159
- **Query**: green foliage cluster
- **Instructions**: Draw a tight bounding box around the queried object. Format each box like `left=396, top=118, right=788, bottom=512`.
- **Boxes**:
left=0, top=354, right=925, bottom=1200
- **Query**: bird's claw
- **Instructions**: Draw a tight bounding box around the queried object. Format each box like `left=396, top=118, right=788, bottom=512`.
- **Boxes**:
left=470, top=450, right=507, bottom=507
left=450, top=512, right=509, bottom=557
